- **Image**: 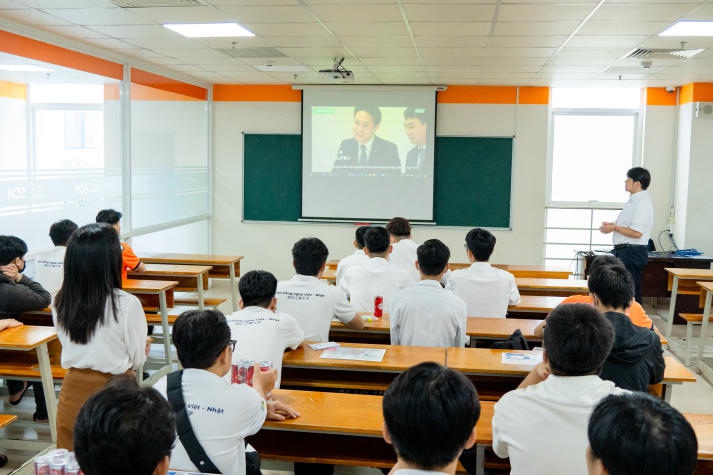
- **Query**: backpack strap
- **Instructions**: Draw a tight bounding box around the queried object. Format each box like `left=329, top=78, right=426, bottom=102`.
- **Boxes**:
left=166, top=370, right=221, bottom=474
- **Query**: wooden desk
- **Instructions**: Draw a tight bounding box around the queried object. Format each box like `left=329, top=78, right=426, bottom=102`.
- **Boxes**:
left=695, top=281, right=713, bottom=383
left=0, top=325, right=59, bottom=442
left=281, top=343, right=446, bottom=391
left=128, top=264, right=212, bottom=309
left=684, top=413, right=713, bottom=467
left=507, top=295, right=564, bottom=318
left=664, top=268, right=713, bottom=342
left=139, top=253, right=243, bottom=312
left=248, top=389, right=495, bottom=473
left=123, top=278, right=178, bottom=364
left=515, top=278, right=589, bottom=296
left=450, top=263, right=572, bottom=279
left=0, top=413, right=17, bottom=429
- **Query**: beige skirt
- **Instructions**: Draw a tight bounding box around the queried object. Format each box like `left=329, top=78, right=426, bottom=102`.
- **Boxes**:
left=55, top=367, right=116, bottom=450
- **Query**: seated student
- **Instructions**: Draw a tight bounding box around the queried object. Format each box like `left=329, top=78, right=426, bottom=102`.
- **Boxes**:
left=33, top=219, right=78, bottom=296
left=492, top=303, right=627, bottom=475
left=445, top=228, right=520, bottom=317
left=534, top=254, right=653, bottom=338
left=95, top=209, right=146, bottom=278
left=335, top=226, right=370, bottom=287
left=340, top=226, right=415, bottom=313
left=74, top=376, right=176, bottom=475
left=228, top=270, right=304, bottom=388
left=276, top=237, right=363, bottom=342
left=383, top=362, right=480, bottom=475
left=0, top=235, right=52, bottom=424
left=390, top=239, right=467, bottom=347
left=155, top=309, right=299, bottom=475
left=586, top=392, right=698, bottom=475
left=386, top=217, right=420, bottom=282
left=588, top=264, right=664, bottom=392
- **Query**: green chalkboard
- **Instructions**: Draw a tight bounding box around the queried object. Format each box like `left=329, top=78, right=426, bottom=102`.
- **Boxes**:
left=243, top=133, right=513, bottom=227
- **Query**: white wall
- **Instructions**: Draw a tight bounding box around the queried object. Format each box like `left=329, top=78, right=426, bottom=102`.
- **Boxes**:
left=213, top=99, right=550, bottom=280
left=683, top=106, right=713, bottom=254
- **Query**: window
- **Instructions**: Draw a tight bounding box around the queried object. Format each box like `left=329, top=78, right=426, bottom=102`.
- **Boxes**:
left=545, top=88, right=642, bottom=273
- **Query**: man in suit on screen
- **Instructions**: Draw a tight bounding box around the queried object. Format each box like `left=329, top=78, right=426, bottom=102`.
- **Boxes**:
left=403, top=106, right=429, bottom=176
left=332, top=106, right=400, bottom=174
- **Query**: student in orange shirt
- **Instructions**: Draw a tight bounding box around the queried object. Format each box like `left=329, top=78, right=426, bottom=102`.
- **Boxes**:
left=534, top=255, right=653, bottom=338
left=95, top=209, right=146, bottom=279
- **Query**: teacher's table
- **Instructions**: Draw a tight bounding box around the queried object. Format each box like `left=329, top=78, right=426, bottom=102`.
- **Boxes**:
left=664, top=268, right=713, bottom=342
left=248, top=389, right=496, bottom=474
left=122, top=278, right=178, bottom=364
left=280, top=343, right=446, bottom=392
left=515, top=278, right=589, bottom=297
left=0, top=325, right=59, bottom=442
left=446, top=348, right=694, bottom=403
left=139, top=253, right=243, bottom=312
left=128, top=263, right=212, bottom=309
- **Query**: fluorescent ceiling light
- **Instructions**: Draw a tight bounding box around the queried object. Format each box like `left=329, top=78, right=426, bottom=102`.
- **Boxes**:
left=0, top=64, right=53, bottom=72
left=660, top=21, right=713, bottom=37
left=254, top=65, right=309, bottom=72
left=164, top=22, right=254, bottom=38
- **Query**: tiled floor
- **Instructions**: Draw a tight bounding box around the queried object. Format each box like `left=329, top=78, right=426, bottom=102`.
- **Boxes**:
left=2, top=295, right=712, bottom=475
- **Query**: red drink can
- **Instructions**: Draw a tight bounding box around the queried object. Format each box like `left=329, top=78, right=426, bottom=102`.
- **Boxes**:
left=237, top=360, right=251, bottom=384
left=49, top=456, right=65, bottom=475
left=374, top=295, right=383, bottom=317
left=259, top=361, right=273, bottom=371
left=34, top=456, right=50, bottom=475
left=246, top=361, right=255, bottom=386
left=231, top=364, right=240, bottom=384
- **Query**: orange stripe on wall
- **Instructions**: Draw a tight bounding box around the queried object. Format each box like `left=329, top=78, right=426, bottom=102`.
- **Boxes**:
left=680, top=84, right=694, bottom=105
left=131, top=68, right=207, bottom=101
left=0, top=80, right=27, bottom=99
left=646, top=87, right=677, bottom=106
left=691, top=83, right=713, bottom=102
left=518, top=87, right=549, bottom=105
left=131, top=83, right=203, bottom=101
left=104, top=84, right=120, bottom=101
left=0, top=30, right=122, bottom=80
left=213, top=85, right=301, bottom=102
left=437, top=86, right=517, bottom=104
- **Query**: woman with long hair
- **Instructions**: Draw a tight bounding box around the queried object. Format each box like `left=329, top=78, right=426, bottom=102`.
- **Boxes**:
left=52, top=222, right=148, bottom=449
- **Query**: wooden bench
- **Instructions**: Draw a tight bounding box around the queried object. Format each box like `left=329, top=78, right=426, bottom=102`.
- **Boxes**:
left=173, top=294, right=227, bottom=309
left=0, top=413, right=17, bottom=430
left=676, top=313, right=713, bottom=366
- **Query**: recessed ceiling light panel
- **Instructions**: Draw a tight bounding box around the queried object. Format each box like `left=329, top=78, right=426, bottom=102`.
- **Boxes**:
left=164, top=22, right=255, bottom=38
left=660, top=21, right=713, bottom=37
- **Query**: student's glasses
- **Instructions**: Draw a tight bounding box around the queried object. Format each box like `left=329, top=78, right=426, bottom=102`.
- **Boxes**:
left=228, top=339, right=237, bottom=352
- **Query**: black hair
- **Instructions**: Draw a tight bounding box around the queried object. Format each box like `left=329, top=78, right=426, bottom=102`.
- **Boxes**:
left=292, top=237, right=329, bottom=277
left=589, top=254, right=625, bottom=273
left=239, top=270, right=278, bottom=307
left=49, top=219, right=78, bottom=246
left=403, top=106, right=426, bottom=124
left=383, top=362, right=480, bottom=471
left=363, top=226, right=390, bottom=254
left=588, top=393, right=697, bottom=475
left=627, top=167, right=651, bottom=190
left=588, top=264, right=634, bottom=310
left=354, top=106, right=382, bottom=125
left=95, top=209, right=122, bottom=225
left=417, top=239, right=450, bottom=276
left=465, top=228, right=495, bottom=262
left=544, top=303, right=614, bottom=376
left=74, top=375, right=176, bottom=475
left=355, top=226, right=369, bottom=249
left=55, top=223, right=122, bottom=344
left=386, top=217, right=411, bottom=238
left=0, top=235, right=28, bottom=266
left=172, top=309, right=231, bottom=369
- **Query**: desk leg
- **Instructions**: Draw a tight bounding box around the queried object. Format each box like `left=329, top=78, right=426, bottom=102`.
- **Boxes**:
left=665, top=277, right=679, bottom=342
left=36, top=343, right=57, bottom=443
left=229, top=265, right=238, bottom=313
left=662, top=383, right=672, bottom=403
left=159, top=290, right=172, bottom=364
left=476, top=445, right=485, bottom=475
left=695, top=290, right=712, bottom=371
left=197, top=275, right=205, bottom=310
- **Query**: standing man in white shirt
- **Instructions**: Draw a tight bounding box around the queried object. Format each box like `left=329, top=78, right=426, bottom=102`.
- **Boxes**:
left=390, top=239, right=467, bottom=347
left=340, top=226, right=415, bottom=313
left=599, top=167, right=653, bottom=304
left=335, top=226, right=370, bottom=287
left=33, top=219, right=77, bottom=296
left=445, top=228, right=520, bottom=317
left=386, top=217, right=420, bottom=282
left=227, top=270, right=305, bottom=388
left=276, top=237, right=363, bottom=341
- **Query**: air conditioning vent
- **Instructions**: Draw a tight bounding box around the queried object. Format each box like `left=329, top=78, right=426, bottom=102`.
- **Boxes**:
left=215, top=47, right=287, bottom=58
left=695, top=102, right=713, bottom=119
left=625, top=48, right=704, bottom=60
left=111, top=0, right=205, bottom=7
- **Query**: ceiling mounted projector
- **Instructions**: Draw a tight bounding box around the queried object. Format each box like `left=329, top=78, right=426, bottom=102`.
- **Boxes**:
left=319, top=57, right=354, bottom=82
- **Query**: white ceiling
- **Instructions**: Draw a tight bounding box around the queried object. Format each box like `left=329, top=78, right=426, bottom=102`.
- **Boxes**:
left=1, top=0, right=713, bottom=87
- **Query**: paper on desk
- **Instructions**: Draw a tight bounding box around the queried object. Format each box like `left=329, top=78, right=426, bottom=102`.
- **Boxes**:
left=319, top=346, right=386, bottom=362
left=501, top=351, right=543, bottom=366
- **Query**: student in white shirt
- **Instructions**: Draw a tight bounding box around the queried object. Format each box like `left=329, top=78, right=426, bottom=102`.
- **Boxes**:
left=445, top=227, right=520, bottom=317
left=335, top=226, right=370, bottom=287
left=276, top=237, right=363, bottom=341
left=492, top=304, right=626, bottom=475
left=33, top=219, right=77, bottom=296
left=227, top=270, right=305, bottom=388
left=386, top=217, right=420, bottom=282
left=340, top=226, right=415, bottom=313
left=155, top=309, right=298, bottom=475
left=383, top=362, right=480, bottom=475
left=390, top=239, right=467, bottom=347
